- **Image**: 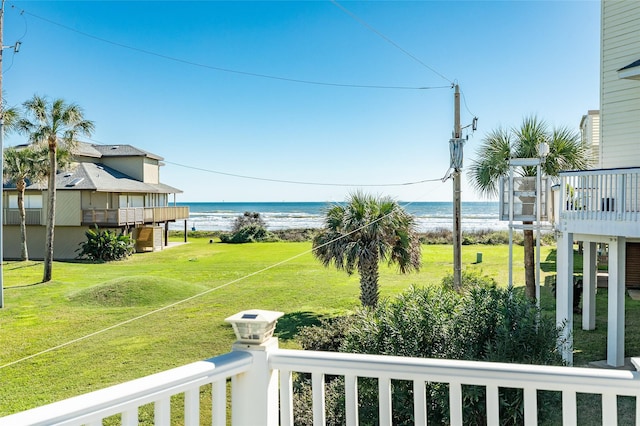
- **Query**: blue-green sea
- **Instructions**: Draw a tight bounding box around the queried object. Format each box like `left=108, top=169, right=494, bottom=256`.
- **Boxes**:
left=170, top=201, right=503, bottom=232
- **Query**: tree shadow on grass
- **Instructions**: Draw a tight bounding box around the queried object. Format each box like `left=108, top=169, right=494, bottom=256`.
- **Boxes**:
left=275, top=311, right=324, bottom=341
left=542, top=249, right=557, bottom=273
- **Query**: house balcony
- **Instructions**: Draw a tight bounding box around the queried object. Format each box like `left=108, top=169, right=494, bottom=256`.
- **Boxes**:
left=3, top=208, right=43, bottom=226
left=82, top=206, right=189, bottom=227
left=559, top=167, right=640, bottom=238
left=1, top=333, right=639, bottom=425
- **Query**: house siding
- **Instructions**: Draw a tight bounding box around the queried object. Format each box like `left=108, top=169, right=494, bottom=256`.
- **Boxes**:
left=102, top=157, right=144, bottom=181
left=82, top=191, right=110, bottom=209
left=143, top=158, right=159, bottom=184
left=581, top=110, right=601, bottom=168
left=55, top=191, right=82, bottom=226
left=601, top=0, right=640, bottom=168
left=4, top=225, right=99, bottom=260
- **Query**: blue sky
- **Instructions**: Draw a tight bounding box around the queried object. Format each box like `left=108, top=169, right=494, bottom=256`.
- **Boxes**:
left=3, top=1, right=600, bottom=202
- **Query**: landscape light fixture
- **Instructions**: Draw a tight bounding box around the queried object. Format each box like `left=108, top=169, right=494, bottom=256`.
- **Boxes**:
left=225, top=309, right=284, bottom=345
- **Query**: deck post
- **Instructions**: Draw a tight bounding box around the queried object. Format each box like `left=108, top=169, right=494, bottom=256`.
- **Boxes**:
left=607, top=236, right=626, bottom=367
left=556, top=231, right=574, bottom=365
left=231, top=338, right=280, bottom=426
left=582, top=241, right=597, bottom=330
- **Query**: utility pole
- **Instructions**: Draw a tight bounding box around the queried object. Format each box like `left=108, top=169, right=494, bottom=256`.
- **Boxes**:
left=452, top=84, right=462, bottom=290
left=0, top=0, right=5, bottom=308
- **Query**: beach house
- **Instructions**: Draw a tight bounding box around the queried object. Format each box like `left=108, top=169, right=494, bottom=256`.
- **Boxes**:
left=556, top=0, right=640, bottom=367
left=3, top=142, right=189, bottom=259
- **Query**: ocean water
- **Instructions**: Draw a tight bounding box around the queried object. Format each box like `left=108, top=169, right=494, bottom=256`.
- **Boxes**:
left=169, top=201, right=505, bottom=233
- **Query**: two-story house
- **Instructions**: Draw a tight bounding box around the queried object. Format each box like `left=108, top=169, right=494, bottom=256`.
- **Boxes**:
left=3, top=142, right=189, bottom=260
left=556, top=0, right=640, bottom=367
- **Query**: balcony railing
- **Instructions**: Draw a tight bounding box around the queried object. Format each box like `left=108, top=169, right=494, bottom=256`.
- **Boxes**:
left=143, top=206, right=190, bottom=223
left=2, top=338, right=639, bottom=426
left=82, top=206, right=189, bottom=227
left=559, top=167, right=640, bottom=235
left=3, top=208, right=42, bottom=225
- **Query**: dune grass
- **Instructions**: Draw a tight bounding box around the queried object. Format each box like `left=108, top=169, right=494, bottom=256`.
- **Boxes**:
left=0, top=238, right=637, bottom=421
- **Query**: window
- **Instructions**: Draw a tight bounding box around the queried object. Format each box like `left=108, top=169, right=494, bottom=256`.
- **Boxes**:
left=8, top=194, right=43, bottom=209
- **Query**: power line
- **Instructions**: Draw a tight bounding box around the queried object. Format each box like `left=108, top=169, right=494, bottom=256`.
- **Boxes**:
left=459, top=86, right=477, bottom=118
left=17, top=7, right=449, bottom=91
left=85, top=137, right=442, bottom=188
left=163, top=160, right=444, bottom=187
left=330, top=0, right=453, bottom=86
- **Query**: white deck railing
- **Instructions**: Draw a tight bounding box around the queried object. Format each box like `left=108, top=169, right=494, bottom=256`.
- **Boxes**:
left=2, top=338, right=640, bottom=426
left=0, top=352, right=252, bottom=426
left=560, top=167, right=640, bottom=222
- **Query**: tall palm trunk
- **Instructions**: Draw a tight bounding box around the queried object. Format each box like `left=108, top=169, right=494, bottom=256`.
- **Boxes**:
left=43, top=140, right=57, bottom=282
left=523, top=222, right=535, bottom=300
left=358, top=249, right=380, bottom=308
left=16, top=178, right=28, bottom=261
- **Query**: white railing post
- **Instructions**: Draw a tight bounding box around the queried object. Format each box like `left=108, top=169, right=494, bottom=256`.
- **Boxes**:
left=231, top=338, right=280, bottom=426
left=617, top=173, right=625, bottom=221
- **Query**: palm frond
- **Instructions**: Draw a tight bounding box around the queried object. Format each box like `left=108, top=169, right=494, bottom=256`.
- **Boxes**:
left=467, top=127, right=512, bottom=197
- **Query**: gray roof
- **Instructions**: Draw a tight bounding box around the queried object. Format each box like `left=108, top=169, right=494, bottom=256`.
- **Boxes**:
left=90, top=144, right=163, bottom=161
left=24, top=162, right=182, bottom=194
left=74, top=142, right=103, bottom=158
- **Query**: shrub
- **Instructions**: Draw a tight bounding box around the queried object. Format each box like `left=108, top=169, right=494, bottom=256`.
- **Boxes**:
left=297, top=315, right=355, bottom=352
left=418, top=229, right=525, bottom=245
left=272, top=228, right=317, bottom=242
left=76, top=226, right=135, bottom=262
left=441, top=270, right=497, bottom=292
left=219, top=212, right=278, bottom=243
left=219, top=224, right=277, bottom=243
left=294, top=275, right=563, bottom=425
left=232, top=211, right=266, bottom=233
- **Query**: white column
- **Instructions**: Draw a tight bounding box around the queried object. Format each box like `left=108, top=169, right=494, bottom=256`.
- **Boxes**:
left=231, top=339, right=280, bottom=426
left=556, top=231, right=574, bottom=365
left=582, top=241, right=597, bottom=331
left=607, top=237, right=626, bottom=367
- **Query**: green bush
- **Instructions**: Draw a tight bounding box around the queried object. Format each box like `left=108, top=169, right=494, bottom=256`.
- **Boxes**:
left=272, top=228, right=317, bottom=242
left=418, top=229, right=526, bottom=245
left=298, top=315, right=355, bottom=352
left=76, top=226, right=135, bottom=262
left=441, top=270, right=497, bottom=292
left=232, top=211, right=266, bottom=233
left=294, top=275, right=563, bottom=425
left=219, top=224, right=277, bottom=243
left=219, top=212, right=278, bottom=243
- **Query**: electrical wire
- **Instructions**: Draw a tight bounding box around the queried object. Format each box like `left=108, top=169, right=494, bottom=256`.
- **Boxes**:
left=2, top=5, right=27, bottom=74
left=460, top=87, right=477, bottom=119
left=9, top=4, right=28, bottom=41
left=0, top=186, right=445, bottom=371
left=85, top=136, right=443, bottom=188
left=330, top=0, right=453, bottom=86
left=163, top=160, right=444, bottom=187
left=17, top=7, right=449, bottom=91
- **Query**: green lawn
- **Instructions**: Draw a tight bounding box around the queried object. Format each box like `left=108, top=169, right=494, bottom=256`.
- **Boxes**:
left=0, top=239, right=637, bottom=419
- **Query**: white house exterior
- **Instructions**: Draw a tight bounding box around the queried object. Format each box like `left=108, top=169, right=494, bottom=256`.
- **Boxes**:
left=557, top=0, right=640, bottom=367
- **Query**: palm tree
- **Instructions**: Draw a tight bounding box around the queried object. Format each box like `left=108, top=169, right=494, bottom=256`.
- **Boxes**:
left=468, top=116, right=590, bottom=300
left=18, top=96, right=94, bottom=282
left=3, top=145, right=49, bottom=260
left=312, top=192, right=421, bottom=308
